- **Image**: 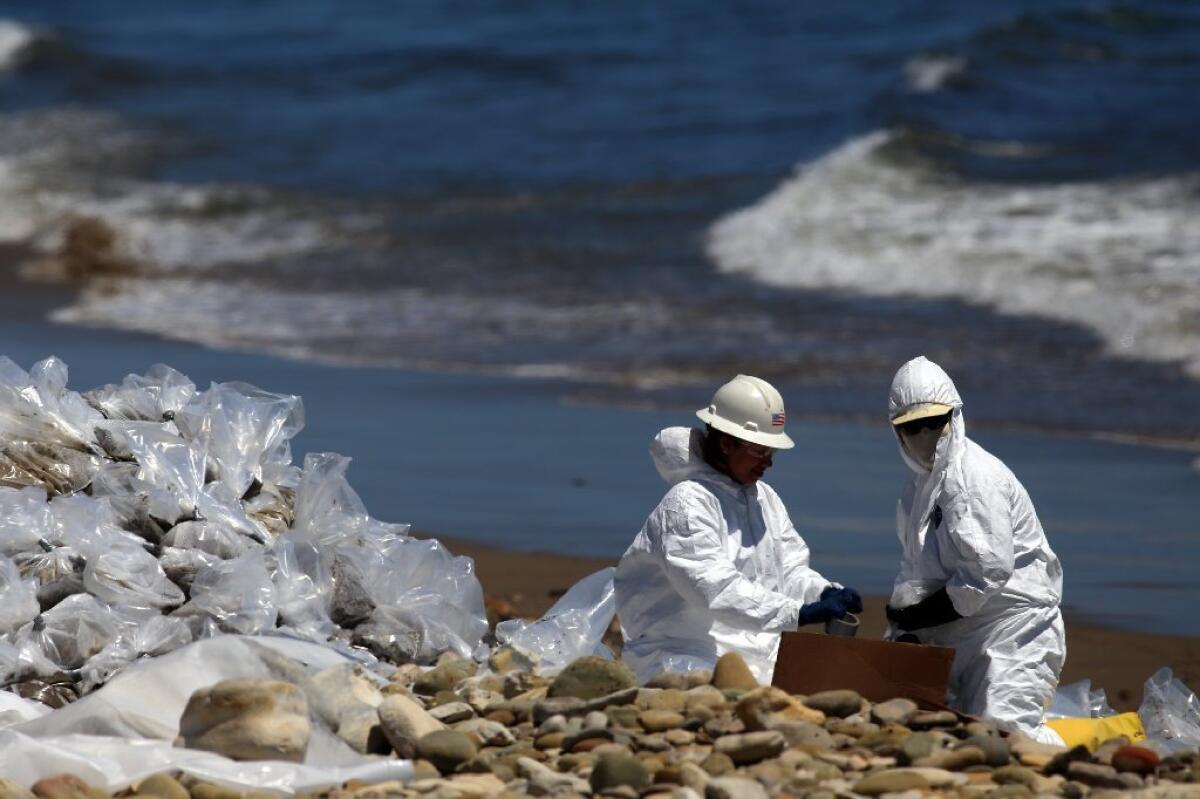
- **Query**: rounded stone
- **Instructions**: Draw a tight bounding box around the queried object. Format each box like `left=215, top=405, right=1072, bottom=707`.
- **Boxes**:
left=413, top=659, right=478, bottom=696
left=639, top=710, right=686, bottom=732
left=870, top=697, right=918, bottom=726
left=134, top=774, right=188, bottom=799
left=802, top=689, right=863, bottom=718
left=714, top=730, right=786, bottom=765
left=853, top=770, right=931, bottom=796
left=416, top=729, right=478, bottom=774
left=711, top=653, right=759, bottom=691
left=961, top=734, right=1011, bottom=767
left=547, top=656, right=636, bottom=700
left=178, top=679, right=310, bottom=763
left=589, top=754, right=651, bottom=793
left=1112, top=745, right=1161, bottom=775
left=702, top=751, right=736, bottom=776
left=377, top=693, right=445, bottom=759
left=705, top=776, right=770, bottom=799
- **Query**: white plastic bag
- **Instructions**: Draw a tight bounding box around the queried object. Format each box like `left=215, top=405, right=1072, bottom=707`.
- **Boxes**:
left=1139, top=667, right=1200, bottom=753
left=495, top=567, right=616, bottom=673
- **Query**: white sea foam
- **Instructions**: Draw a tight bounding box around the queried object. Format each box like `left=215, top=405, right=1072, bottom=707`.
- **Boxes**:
left=708, top=130, right=1200, bottom=378
left=0, top=20, right=40, bottom=71
left=904, top=54, right=969, bottom=92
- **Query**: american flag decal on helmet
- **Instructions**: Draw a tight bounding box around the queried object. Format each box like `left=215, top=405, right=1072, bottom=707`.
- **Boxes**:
left=771, top=412, right=785, bottom=426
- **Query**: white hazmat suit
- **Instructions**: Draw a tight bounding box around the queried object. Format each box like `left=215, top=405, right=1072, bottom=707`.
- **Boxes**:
left=888, top=357, right=1065, bottom=742
left=615, top=426, right=833, bottom=684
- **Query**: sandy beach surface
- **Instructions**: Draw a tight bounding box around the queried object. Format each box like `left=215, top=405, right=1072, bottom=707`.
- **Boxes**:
left=431, top=533, right=1200, bottom=714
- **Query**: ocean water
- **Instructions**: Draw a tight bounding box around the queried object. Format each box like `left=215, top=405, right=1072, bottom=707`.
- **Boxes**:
left=0, top=3, right=1198, bottom=631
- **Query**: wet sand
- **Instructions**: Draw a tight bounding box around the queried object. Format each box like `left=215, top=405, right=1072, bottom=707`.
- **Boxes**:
left=434, top=533, right=1200, bottom=713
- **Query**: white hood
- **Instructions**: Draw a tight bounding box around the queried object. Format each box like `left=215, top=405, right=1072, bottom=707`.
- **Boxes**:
left=649, top=426, right=709, bottom=485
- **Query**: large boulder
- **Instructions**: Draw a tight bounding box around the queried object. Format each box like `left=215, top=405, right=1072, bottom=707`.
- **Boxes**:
left=177, top=679, right=310, bottom=763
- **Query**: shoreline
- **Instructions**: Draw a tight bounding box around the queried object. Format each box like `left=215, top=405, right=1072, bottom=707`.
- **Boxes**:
left=428, top=532, right=1200, bottom=714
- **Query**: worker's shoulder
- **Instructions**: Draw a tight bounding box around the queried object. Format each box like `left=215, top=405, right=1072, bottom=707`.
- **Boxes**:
left=660, top=478, right=721, bottom=504
left=960, top=438, right=1022, bottom=493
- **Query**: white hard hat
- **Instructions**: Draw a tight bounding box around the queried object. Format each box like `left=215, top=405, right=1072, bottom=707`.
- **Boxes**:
left=695, top=374, right=795, bottom=450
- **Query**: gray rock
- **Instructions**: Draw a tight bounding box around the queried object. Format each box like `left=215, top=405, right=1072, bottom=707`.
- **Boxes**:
left=589, top=754, right=651, bottom=792
left=870, top=697, right=918, bottom=726
left=1066, top=761, right=1126, bottom=789
left=584, top=710, right=610, bottom=730
left=429, top=701, right=475, bottom=724
left=771, top=720, right=834, bottom=748
left=377, top=693, right=445, bottom=758
left=329, top=556, right=375, bottom=628
left=961, top=734, right=1010, bottom=767
left=705, top=776, right=769, bottom=799
left=417, top=729, right=478, bottom=775
left=533, top=696, right=586, bottom=724
left=900, top=732, right=937, bottom=764
left=548, top=656, right=636, bottom=700
left=413, top=658, right=478, bottom=696
left=576, top=686, right=640, bottom=715
left=516, top=755, right=592, bottom=794
left=177, top=679, right=309, bottom=763
left=713, top=730, right=785, bottom=765
left=907, top=710, right=958, bottom=729
left=802, top=689, right=863, bottom=718
left=453, top=717, right=516, bottom=747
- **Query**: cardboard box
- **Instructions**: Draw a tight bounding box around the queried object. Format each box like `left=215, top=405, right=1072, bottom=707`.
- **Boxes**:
left=772, top=631, right=956, bottom=710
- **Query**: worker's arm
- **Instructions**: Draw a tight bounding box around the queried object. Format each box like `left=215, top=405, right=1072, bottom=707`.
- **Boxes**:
left=764, top=487, right=836, bottom=606
left=936, top=475, right=1015, bottom=618
left=653, top=488, right=801, bottom=633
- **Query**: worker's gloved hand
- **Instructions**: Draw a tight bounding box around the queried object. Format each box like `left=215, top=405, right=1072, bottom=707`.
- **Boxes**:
left=821, top=585, right=863, bottom=614
left=796, top=596, right=844, bottom=627
left=885, top=587, right=963, bottom=631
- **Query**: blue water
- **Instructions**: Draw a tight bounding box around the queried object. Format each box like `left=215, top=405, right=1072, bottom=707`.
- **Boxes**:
left=0, top=3, right=1198, bottom=632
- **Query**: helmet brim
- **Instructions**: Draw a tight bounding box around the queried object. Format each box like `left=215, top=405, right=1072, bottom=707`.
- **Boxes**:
left=890, top=402, right=954, bottom=426
left=696, top=409, right=795, bottom=450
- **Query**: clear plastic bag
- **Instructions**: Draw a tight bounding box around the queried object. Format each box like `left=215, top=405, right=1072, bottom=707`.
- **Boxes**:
left=84, top=364, right=196, bottom=422
left=45, top=494, right=142, bottom=558
left=99, top=422, right=207, bottom=520
left=174, top=381, right=304, bottom=498
left=184, top=551, right=277, bottom=634
left=351, top=606, right=471, bottom=665
left=24, top=593, right=121, bottom=671
left=89, top=461, right=180, bottom=540
left=366, top=536, right=486, bottom=658
left=196, top=480, right=269, bottom=545
left=495, top=567, right=616, bottom=673
left=291, top=453, right=374, bottom=547
left=270, top=536, right=334, bottom=640
left=0, top=486, right=53, bottom=556
left=0, top=358, right=104, bottom=496
left=1139, top=667, right=1200, bottom=753
left=158, top=546, right=220, bottom=597
left=0, top=555, right=40, bottom=635
left=1046, top=678, right=1115, bottom=720
left=164, top=520, right=252, bottom=560
left=83, top=546, right=185, bottom=610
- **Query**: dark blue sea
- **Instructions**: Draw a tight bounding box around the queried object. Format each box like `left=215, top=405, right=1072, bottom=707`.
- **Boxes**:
left=0, top=2, right=1198, bottom=632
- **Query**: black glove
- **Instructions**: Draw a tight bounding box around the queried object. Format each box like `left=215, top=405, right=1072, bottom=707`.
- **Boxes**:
left=885, top=587, right=962, bottom=631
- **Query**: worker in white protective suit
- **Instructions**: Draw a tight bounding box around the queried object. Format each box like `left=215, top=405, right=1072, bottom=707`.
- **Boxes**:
left=615, top=374, right=862, bottom=684
left=885, top=356, right=1066, bottom=744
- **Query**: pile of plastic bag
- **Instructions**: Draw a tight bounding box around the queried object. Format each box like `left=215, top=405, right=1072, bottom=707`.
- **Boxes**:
left=1049, top=669, right=1200, bottom=753
left=0, top=356, right=489, bottom=700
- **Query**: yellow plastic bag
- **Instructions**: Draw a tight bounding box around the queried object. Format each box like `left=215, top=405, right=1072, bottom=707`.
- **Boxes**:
left=1045, top=712, right=1146, bottom=750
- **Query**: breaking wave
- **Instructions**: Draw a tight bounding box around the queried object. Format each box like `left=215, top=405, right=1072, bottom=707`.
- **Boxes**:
left=708, top=130, right=1200, bottom=379
left=0, top=19, right=43, bottom=71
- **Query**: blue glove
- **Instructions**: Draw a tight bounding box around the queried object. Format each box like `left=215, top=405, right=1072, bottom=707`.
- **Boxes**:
left=796, top=597, right=843, bottom=627
left=823, top=585, right=863, bottom=614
